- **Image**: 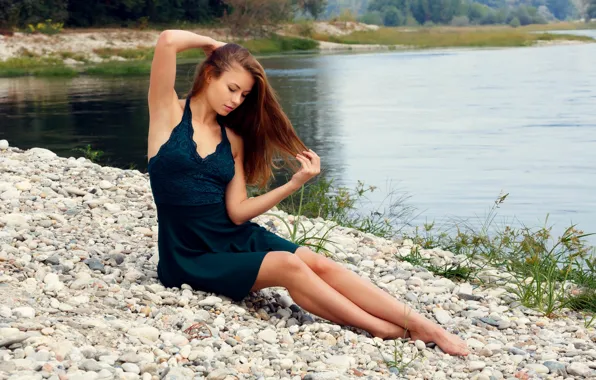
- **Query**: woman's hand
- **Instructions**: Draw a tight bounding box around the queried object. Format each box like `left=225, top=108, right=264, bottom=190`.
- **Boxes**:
left=290, top=149, right=321, bottom=188
left=202, top=38, right=226, bottom=57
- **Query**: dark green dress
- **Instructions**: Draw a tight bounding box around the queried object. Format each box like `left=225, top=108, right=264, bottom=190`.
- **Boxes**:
left=147, top=97, right=299, bottom=302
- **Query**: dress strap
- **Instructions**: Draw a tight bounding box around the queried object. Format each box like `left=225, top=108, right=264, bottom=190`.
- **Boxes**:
left=219, top=122, right=229, bottom=144
left=182, top=95, right=192, bottom=122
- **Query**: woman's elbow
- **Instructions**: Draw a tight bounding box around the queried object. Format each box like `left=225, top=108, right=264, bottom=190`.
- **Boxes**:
left=158, top=30, right=175, bottom=47
left=227, top=211, right=244, bottom=226
left=231, top=217, right=244, bottom=226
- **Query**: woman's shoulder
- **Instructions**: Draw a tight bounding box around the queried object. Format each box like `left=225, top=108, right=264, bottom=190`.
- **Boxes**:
left=224, top=126, right=244, bottom=158
left=225, top=126, right=242, bottom=144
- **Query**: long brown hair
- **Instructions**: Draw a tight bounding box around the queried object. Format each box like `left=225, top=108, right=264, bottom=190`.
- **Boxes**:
left=188, top=43, right=307, bottom=189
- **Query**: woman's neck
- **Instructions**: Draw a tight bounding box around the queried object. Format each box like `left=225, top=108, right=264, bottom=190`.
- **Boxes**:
left=190, top=94, right=218, bottom=126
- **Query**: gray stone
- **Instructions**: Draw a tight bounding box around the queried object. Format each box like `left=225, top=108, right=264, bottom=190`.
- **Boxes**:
left=205, top=368, right=232, bottom=380
left=121, top=363, right=140, bottom=374
left=162, top=367, right=195, bottom=379
left=303, top=373, right=343, bottom=380
left=12, top=307, right=35, bottom=319
left=127, top=326, right=159, bottom=342
left=567, top=362, right=590, bottom=377
left=393, top=270, right=412, bottom=280
left=84, top=258, right=105, bottom=273
left=278, top=295, right=293, bottom=308
left=198, top=296, right=222, bottom=307
left=433, top=308, right=452, bottom=325
left=543, top=361, right=567, bottom=376
left=525, top=364, right=549, bottom=374
left=469, top=361, right=486, bottom=371
left=508, top=347, right=528, bottom=356
left=457, top=293, right=483, bottom=301
left=0, top=333, right=30, bottom=348
left=44, top=255, right=61, bottom=265
left=257, top=328, right=277, bottom=344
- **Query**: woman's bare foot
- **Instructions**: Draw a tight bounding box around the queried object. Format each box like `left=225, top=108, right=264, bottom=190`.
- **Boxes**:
left=409, top=324, right=469, bottom=356
left=371, top=320, right=410, bottom=340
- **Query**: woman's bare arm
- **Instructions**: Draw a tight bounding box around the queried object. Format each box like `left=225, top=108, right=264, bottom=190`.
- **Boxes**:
left=224, top=130, right=320, bottom=225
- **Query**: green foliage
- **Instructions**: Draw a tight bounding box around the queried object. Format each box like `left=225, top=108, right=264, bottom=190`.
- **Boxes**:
left=92, top=47, right=154, bottom=60
left=333, top=8, right=359, bottom=21
left=359, top=11, right=384, bottom=25
left=22, top=19, right=64, bottom=35
left=503, top=224, right=592, bottom=317
left=239, top=35, right=319, bottom=54
left=400, top=245, right=479, bottom=282
left=0, top=56, right=77, bottom=77
left=255, top=177, right=414, bottom=240
left=299, top=0, right=328, bottom=19
left=266, top=186, right=339, bottom=257
left=547, top=0, right=573, bottom=20
left=83, top=61, right=152, bottom=76
left=509, top=16, right=522, bottom=26
left=295, top=19, right=316, bottom=37
left=363, top=0, right=571, bottom=27
left=451, top=15, right=470, bottom=26
left=314, top=26, right=593, bottom=48
left=588, top=0, right=596, bottom=21
left=0, top=0, right=22, bottom=29
left=1, top=0, right=68, bottom=29
left=73, top=144, right=104, bottom=162
left=374, top=338, right=425, bottom=376
left=223, top=0, right=294, bottom=37
left=0, top=0, right=226, bottom=29
left=405, top=192, right=596, bottom=318
left=383, top=6, right=404, bottom=26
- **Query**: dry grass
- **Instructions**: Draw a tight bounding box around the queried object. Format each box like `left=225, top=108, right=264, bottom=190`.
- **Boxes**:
left=312, top=25, right=594, bottom=48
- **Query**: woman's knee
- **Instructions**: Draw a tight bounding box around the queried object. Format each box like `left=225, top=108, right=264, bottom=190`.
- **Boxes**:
left=295, top=247, right=337, bottom=276
left=252, top=251, right=308, bottom=290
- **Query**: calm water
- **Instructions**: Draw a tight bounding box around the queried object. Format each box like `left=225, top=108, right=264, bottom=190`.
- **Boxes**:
left=1, top=31, right=595, bottom=243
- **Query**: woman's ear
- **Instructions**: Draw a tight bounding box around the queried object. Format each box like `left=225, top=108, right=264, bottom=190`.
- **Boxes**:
left=204, top=66, right=213, bottom=84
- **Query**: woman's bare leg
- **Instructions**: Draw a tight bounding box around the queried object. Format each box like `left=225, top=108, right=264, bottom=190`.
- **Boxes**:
left=251, top=251, right=408, bottom=340
left=295, top=247, right=469, bottom=356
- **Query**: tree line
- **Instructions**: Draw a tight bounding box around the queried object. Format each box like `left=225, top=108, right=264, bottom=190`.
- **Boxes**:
left=0, top=0, right=327, bottom=29
left=0, top=0, right=594, bottom=31
left=359, top=0, right=593, bottom=27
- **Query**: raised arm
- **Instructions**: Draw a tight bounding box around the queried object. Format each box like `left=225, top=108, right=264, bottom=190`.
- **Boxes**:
left=147, top=30, right=224, bottom=160
left=148, top=30, right=219, bottom=114
left=225, top=130, right=320, bottom=225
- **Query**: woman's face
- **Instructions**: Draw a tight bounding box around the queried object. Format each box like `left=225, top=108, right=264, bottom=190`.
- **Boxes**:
left=207, top=63, right=254, bottom=116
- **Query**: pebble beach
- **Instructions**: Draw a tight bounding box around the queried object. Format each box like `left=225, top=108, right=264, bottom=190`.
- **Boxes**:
left=1, top=140, right=595, bottom=380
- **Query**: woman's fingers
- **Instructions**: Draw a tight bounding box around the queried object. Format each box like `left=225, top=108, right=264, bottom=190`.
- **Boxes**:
left=301, top=151, right=320, bottom=173
left=296, top=154, right=313, bottom=173
left=296, top=154, right=310, bottom=169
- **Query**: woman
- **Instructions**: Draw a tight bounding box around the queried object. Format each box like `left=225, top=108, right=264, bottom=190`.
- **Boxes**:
left=146, top=29, right=468, bottom=356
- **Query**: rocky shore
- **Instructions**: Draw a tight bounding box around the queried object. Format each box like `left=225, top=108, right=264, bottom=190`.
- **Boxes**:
left=0, top=23, right=383, bottom=64
left=0, top=141, right=595, bottom=380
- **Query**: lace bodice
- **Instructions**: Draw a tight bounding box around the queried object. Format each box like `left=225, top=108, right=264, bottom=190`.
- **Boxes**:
left=147, top=97, right=235, bottom=206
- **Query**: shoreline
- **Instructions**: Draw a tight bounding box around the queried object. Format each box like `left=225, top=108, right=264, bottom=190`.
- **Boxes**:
left=0, top=24, right=594, bottom=77
left=1, top=142, right=595, bottom=378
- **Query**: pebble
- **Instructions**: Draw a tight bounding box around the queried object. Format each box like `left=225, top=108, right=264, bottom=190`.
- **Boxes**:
left=543, top=361, right=567, bottom=376
left=469, top=361, right=486, bottom=371
left=567, top=362, right=591, bottom=377
left=525, top=363, right=549, bottom=374
left=433, top=308, right=452, bottom=325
